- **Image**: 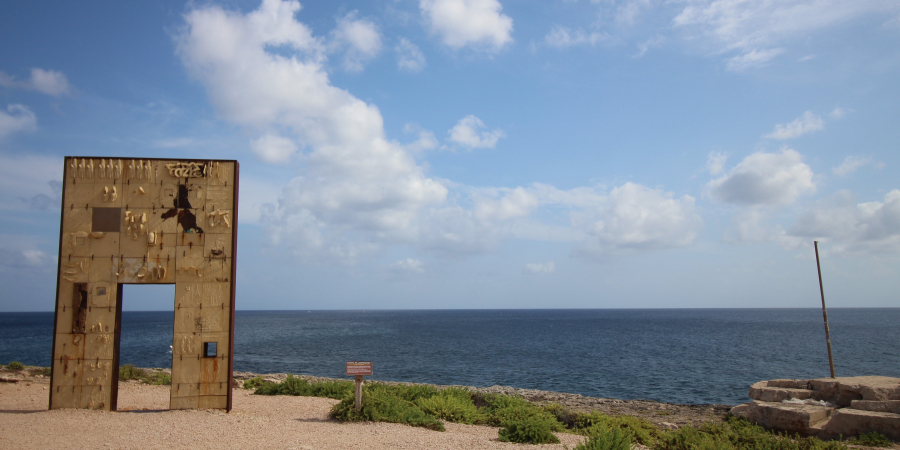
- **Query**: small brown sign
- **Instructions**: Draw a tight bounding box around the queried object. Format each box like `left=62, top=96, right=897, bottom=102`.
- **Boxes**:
left=346, top=361, right=373, bottom=376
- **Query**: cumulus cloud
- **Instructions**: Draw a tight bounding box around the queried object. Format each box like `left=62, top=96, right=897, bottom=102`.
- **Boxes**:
left=833, top=155, right=877, bottom=177
left=0, top=68, right=70, bottom=96
left=708, top=148, right=815, bottom=206
left=179, top=0, right=447, bottom=262
left=571, top=182, right=702, bottom=256
left=764, top=111, right=824, bottom=140
left=789, top=190, right=900, bottom=254
left=525, top=261, right=555, bottom=274
left=544, top=26, right=608, bottom=48
left=473, top=187, right=539, bottom=221
left=0, top=104, right=37, bottom=138
left=448, top=115, right=504, bottom=149
left=390, top=258, right=425, bottom=272
left=420, top=0, right=513, bottom=51
left=331, top=12, right=382, bottom=72
left=251, top=133, right=299, bottom=163
left=177, top=0, right=702, bottom=264
left=396, top=38, right=426, bottom=72
left=706, top=152, right=727, bottom=175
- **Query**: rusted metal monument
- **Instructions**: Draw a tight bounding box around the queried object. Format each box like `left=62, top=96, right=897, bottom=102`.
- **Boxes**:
left=50, top=158, right=238, bottom=411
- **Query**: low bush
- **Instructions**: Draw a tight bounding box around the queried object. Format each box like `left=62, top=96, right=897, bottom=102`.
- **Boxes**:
left=118, top=364, right=146, bottom=381
left=574, top=427, right=632, bottom=450
left=480, top=393, right=564, bottom=432
left=415, top=388, right=484, bottom=424
left=846, top=431, right=892, bottom=448
left=142, top=371, right=171, bottom=385
left=254, top=374, right=353, bottom=399
left=6, top=361, right=25, bottom=370
left=499, top=415, right=561, bottom=444
left=242, top=376, right=270, bottom=390
left=330, top=383, right=445, bottom=431
left=657, top=416, right=848, bottom=450
left=571, top=411, right=661, bottom=446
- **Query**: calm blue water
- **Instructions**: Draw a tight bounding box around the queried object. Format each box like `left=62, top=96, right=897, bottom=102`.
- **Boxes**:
left=2, top=309, right=897, bottom=405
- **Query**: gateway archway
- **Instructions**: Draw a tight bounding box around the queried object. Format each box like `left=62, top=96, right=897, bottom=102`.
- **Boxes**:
left=50, top=157, right=238, bottom=411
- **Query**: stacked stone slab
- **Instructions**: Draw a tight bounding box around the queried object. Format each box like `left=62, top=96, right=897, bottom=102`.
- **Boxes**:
left=731, top=376, right=900, bottom=441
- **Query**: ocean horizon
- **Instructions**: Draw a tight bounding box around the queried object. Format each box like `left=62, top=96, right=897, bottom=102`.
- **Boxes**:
left=3, top=308, right=897, bottom=405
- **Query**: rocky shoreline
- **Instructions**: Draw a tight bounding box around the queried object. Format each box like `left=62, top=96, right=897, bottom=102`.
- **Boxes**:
left=231, top=370, right=733, bottom=428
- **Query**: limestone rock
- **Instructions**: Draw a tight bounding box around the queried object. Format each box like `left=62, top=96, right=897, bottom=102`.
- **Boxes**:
left=850, top=400, right=900, bottom=415
left=749, top=381, right=820, bottom=403
left=730, top=401, right=833, bottom=436
left=818, top=408, right=900, bottom=441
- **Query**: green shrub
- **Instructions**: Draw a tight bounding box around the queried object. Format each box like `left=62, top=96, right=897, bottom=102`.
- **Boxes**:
left=6, top=361, right=24, bottom=370
left=330, top=383, right=445, bottom=431
left=253, top=375, right=353, bottom=399
left=480, top=393, right=564, bottom=432
left=571, top=411, right=661, bottom=446
left=118, top=364, right=146, bottom=381
left=243, top=376, right=270, bottom=390
left=574, top=427, right=633, bottom=450
left=846, top=431, right=892, bottom=447
left=657, top=416, right=849, bottom=450
left=141, top=371, right=171, bottom=385
left=415, top=388, right=484, bottom=424
left=498, top=415, right=561, bottom=444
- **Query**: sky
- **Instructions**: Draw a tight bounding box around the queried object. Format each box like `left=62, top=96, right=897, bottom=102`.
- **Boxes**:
left=1, top=0, right=898, bottom=311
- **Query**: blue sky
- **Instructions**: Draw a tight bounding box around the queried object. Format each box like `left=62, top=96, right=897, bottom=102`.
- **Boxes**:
left=1, top=0, right=898, bottom=311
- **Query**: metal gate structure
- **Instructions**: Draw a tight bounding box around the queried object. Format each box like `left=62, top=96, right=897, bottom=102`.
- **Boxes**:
left=50, top=157, right=238, bottom=411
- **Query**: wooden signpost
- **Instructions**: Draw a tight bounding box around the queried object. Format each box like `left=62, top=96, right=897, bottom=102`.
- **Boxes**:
left=346, top=361, right=373, bottom=410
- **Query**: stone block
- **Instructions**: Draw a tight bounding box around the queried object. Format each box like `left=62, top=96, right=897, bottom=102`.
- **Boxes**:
left=820, top=408, right=900, bottom=441
left=730, top=401, right=834, bottom=436
left=851, top=400, right=900, bottom=415
left=768, top=379, right=808, bottom=389
left=749, top=385, right=819, bottom=403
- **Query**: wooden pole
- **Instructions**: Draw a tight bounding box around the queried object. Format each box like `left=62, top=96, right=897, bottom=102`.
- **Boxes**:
left=354, top=375, right=364, bottom=410
left=814, top=241, right=836, bottom=379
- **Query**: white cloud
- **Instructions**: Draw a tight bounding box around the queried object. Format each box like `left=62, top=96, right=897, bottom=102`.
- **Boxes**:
left=473, top=187, right=539, bottom=221
left=0, top=104, right=37, bottom=138
left=420, top=0, right=513, bottom=51
left=448, top=115, right=504, bottom=149
left=0, top=68, right=70, bottom=96
left=153, top=137, right=197, bottom=148
left=525, top=261, right=555, bottom=274
left=832, top=155, right=875, bottom=177
left=571, top=182, right=702, bottom=256
left=29, top=68, right=70, bottom=96
left=829, top=107, right=851, bottom=119
left=390, top=258, right=425, bottom=273
left=708, top=148, right=816, bottom=206
left=544, top=26, right=608, bottom=48
left=764, top=111, right=824, bottom=140
left=789, top=190, right=900, bottom=254
left=403, top=123, right=438, bottom=152
left=251, top=133, right=299, bottom=163
left=331, top=12, right=382, bottom=72
left=725, top=48, right=784, bottom=71
left=706, top=151, right=727, bottom=175
left=673, top=0, right=900, bottom=70
left=396, top=38, right=426, bottom=72
left=179, top=0, right=448, bottom=263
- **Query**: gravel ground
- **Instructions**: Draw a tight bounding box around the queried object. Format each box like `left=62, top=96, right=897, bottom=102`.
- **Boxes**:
left=1, top=374, right=587, bottom=450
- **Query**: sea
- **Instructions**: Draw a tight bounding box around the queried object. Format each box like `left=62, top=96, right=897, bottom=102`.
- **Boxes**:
left=1, top=308, right=897, bottom=406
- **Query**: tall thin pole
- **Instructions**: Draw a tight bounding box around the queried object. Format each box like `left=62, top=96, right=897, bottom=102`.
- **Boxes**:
left=814, top=241, right=836, bottom=378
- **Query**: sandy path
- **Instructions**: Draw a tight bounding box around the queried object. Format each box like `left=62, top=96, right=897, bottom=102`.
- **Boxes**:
left=0, top=380, right=585, bottom=449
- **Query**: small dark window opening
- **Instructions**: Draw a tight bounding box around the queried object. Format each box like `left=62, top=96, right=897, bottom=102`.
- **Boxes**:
left=203, top=342, right=217, bottom=358
left=92, top=207, right=122, bottom=232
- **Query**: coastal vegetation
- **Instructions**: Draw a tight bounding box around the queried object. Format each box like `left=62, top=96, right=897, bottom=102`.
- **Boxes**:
left=117, top=364, right=171, bottom=385
left=249, top=376, right=873, bottom=448
left=5, top=361, right=24, bottom=370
